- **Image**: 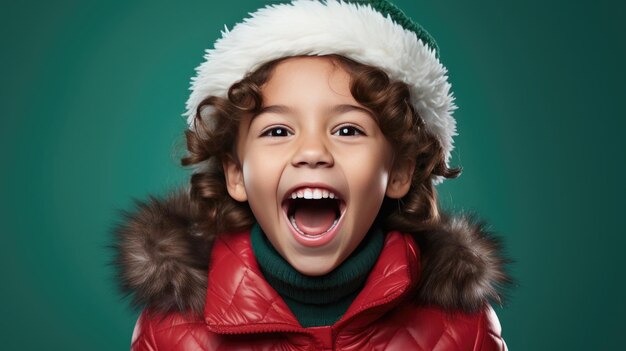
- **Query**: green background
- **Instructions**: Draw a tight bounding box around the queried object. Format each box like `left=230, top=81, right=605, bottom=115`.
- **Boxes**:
left=2, top=0, right=624, bottom=349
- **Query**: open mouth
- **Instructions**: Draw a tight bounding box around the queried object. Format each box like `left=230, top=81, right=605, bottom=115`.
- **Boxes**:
left=282, top=188, right=346, bottom=239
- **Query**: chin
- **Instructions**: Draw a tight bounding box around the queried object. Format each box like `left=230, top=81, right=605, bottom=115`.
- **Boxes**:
left=288, top=255, right=339, bottom=276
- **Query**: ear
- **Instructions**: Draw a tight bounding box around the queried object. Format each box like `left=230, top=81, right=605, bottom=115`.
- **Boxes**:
left=386, top=161, right=414, bottom=199
left=223, top=157, right=248, bottom=202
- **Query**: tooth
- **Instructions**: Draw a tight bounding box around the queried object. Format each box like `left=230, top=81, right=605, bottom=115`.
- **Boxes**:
left=313, top=189, right=322, bottom=199
left=291, top=192, right=297, bottom=199
left=322, top=190, right=329, bottom=198
left=297, top=190, right=303, bottom=198
left=304, top=188, right=313, bottom=199
left=329, top=192, right=335, bottom=199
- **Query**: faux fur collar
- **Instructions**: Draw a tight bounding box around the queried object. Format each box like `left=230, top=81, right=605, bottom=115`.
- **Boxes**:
left=112, top=188, right=511, bottom=317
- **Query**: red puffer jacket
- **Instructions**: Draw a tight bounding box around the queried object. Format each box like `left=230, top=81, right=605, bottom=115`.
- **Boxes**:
left=114, top=190, right=510, bottom=350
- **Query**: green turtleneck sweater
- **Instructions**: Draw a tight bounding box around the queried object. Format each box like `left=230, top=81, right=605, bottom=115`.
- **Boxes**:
left=250, top=223, right=384, bottom=328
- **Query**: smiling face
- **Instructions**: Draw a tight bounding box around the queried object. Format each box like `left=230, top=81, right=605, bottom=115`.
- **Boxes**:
left=224, top=56, right=412, bottom=276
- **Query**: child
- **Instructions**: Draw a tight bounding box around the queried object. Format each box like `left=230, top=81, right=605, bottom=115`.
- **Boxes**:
left=114, top=1, right=511, bottom=350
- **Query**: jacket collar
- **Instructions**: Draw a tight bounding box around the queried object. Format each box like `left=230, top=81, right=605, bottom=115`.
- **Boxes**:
left=203, top=229, right=419, bottom=332
left=112, top=189, right=511, bottom=318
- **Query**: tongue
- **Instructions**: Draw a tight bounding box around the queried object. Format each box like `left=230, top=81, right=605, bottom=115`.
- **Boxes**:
left=293, top=201, right=337, bottom=236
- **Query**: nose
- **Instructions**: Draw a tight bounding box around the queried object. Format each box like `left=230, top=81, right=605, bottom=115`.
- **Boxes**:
left=291, top=134, right=334, bottom=168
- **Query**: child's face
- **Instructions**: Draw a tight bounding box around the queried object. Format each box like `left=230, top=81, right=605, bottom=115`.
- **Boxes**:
left=224, top=56, right=411, bottom=276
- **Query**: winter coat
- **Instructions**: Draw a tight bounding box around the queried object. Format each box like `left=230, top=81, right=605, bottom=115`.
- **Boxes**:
left=113, top=190, right=511, bottom=350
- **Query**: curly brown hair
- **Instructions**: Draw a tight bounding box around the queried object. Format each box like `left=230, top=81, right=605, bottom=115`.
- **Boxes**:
left=181, top=54, right=461, bottom=237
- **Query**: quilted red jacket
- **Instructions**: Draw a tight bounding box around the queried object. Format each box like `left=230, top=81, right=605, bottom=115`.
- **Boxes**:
left=114, top=190, right=510, bottom=350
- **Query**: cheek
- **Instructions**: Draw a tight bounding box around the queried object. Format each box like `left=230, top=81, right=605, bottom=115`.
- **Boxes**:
left=242, top=155, right=273, bottom=194
left=345, top=150, right=390, bottom=193
left=240, top=148, right=285, bottom=214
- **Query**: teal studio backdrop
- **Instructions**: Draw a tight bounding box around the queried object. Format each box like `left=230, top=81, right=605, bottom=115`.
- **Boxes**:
left=1, top=0, right=624, bottom=349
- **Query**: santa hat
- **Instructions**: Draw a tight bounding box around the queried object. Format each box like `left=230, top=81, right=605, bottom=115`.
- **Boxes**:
left=184, top=0, right=457, bottom=183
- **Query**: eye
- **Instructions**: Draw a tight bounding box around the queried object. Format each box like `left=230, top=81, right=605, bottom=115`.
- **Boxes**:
left=260, top=126, right=292, bottom=137
left=333, top=125, right=365, bottom=136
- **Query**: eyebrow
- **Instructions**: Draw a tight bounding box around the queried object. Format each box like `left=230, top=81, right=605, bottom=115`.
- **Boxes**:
left=255, top=104, right=373, bottom=118
left=331, top=104, right=373, bottom=117
left=257, top=105, right=291, bottom=116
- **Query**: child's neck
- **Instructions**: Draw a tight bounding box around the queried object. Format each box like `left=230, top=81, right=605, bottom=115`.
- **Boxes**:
left=250, top=223, right=385, bottom=327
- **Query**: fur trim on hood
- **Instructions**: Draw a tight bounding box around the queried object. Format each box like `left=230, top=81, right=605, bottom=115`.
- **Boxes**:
left=111, top=188, right=511, bottom=317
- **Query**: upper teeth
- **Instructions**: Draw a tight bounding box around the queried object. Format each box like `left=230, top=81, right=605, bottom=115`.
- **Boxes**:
left=290, top=187, right=338, bottom=200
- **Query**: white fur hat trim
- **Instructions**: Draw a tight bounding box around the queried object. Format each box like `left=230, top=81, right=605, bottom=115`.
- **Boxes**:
left=184, top=0, right=457, bottom=182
